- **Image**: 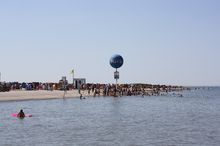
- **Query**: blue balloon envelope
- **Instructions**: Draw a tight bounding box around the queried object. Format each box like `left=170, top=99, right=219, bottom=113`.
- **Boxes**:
left=110, top=54, right=124, bottom=69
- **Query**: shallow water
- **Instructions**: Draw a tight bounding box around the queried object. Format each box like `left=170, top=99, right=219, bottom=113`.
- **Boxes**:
left=0, top=87, right=220, bottom=146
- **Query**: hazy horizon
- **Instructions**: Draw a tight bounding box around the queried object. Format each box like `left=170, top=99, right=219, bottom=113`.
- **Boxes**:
left=0, top=0, right=220, bottom=86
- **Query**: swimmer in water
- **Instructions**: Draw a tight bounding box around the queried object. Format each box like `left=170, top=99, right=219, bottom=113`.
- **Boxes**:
left=17, top=109, right=25, bottom=118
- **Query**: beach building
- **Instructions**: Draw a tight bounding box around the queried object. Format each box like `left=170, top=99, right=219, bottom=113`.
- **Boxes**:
left=73, top=78, right=86, bottom=89
left=59, top=76, right=68, bottom=90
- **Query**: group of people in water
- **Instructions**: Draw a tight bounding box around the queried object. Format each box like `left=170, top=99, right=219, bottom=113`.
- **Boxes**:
left=79, top=83, right=186, bottom=97
left=15, top=84, right=186, bottom=118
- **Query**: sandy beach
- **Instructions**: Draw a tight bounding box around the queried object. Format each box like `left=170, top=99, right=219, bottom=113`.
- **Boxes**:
left=0, top=90, right=89, bottom=102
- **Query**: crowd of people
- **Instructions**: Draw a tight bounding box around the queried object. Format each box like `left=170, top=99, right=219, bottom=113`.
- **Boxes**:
left=0, top=81, right=73, bottom=92
left=0, top=81, right=187, bottom=98
left=80, top=83, right=186, bottom=97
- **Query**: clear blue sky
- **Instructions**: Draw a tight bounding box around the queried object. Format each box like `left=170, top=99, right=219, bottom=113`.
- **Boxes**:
left=0, top=0, right=220, bottom=86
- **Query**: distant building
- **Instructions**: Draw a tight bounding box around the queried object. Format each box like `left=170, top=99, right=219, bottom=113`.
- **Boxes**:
left=73, top=78, right=86, bottom=89
left=59, top=76, right=68, bottom=90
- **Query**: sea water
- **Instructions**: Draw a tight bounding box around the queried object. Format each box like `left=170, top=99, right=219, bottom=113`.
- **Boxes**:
left=0, top=87, right=220, bottom=146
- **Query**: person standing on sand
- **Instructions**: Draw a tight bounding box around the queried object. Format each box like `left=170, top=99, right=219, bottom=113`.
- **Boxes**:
left=62, top=78, right=68, bottom=98
left=63, top=85, right=67, bottom=98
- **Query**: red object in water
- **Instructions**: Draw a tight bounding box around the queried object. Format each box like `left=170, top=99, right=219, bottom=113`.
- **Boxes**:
left=11, top=113, right=32, bottom=117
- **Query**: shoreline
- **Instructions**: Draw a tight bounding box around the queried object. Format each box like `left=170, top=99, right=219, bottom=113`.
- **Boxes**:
left=0, top=82, right=188, bottom=102
left=0, top=90, right=89, bottom=102
left=0, top=88, right=186, bottom=102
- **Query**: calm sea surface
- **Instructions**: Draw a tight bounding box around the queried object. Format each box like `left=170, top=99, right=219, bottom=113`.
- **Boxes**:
left=0, top=87, right=220, bottom=146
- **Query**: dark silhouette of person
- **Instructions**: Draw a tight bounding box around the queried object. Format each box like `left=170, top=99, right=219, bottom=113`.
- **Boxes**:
left=17, top=109, right=25, bottom=118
